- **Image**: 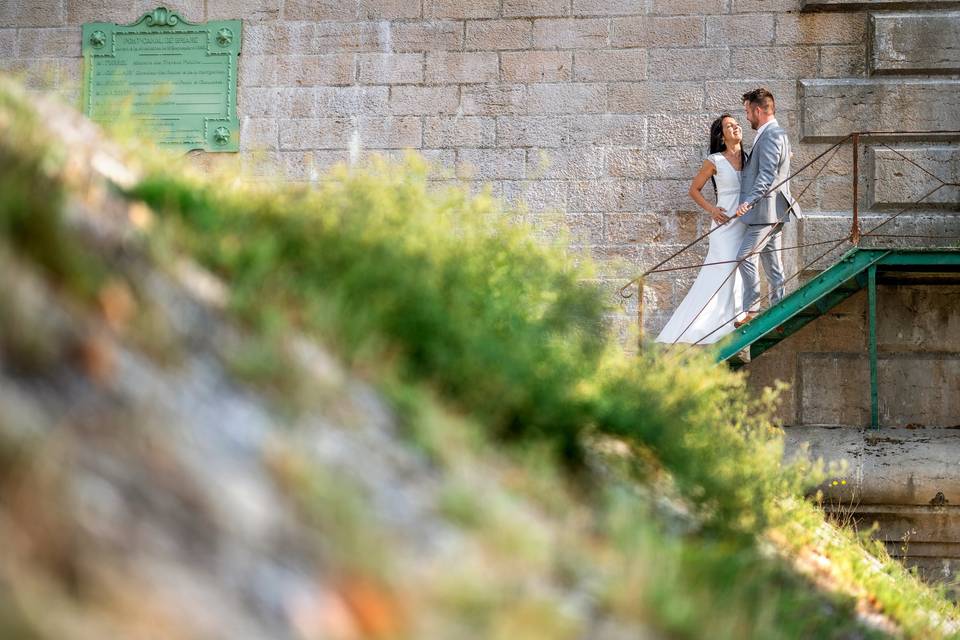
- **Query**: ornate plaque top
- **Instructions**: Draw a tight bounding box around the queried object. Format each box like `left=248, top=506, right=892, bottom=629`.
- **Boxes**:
left=81, top=7, right=241, bottom=153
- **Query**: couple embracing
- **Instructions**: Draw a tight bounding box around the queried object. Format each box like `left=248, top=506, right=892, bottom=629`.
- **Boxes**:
left=656, top=88, right=802, bottom=345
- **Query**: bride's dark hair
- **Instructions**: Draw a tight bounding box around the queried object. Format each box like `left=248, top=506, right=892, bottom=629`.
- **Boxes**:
left=708, top=113, right=746, bottom=197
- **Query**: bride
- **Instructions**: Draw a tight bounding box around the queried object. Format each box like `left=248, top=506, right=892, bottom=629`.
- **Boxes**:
left=655, top=114, right=747, bottom=344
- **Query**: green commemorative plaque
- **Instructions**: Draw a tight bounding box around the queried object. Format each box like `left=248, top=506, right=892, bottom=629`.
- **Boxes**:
left=82, top=7, right=241, bottom=152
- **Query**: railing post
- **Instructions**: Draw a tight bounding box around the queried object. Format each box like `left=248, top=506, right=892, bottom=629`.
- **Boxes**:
left=868, top=264, right=879, bottom=429
left=637, top=280, right=645, bottom=347
left=851, top=133, right=861, bottom=245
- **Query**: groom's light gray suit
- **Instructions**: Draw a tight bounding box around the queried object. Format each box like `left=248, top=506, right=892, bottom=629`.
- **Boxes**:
left=736, top=119, right=802, bottom=313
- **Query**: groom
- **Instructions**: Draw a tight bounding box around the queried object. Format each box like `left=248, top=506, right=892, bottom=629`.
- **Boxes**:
left=733, top=87, right=801, bottom=327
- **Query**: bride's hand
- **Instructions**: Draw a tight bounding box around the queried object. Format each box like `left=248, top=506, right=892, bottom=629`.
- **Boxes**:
left=711, top=207, right=730, bottom=224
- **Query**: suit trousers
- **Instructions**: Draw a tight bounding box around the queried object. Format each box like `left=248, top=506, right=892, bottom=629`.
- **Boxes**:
left=736, top=223, right=785, bottom=313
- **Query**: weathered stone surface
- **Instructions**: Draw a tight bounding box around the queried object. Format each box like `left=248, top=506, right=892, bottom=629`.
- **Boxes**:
left=461, top=83, right=528, bottom=115
left=424, top=0, right=500, bottom=19
left=871, top=145, right=960, bottom=208
left=457, top=148, right=527, bottom=179
left=610, top=16, right=705, bottom=48
left=799, top=79, right=960, bottom=141
left=573, top=49, right=647, bottom=81
left=730, top=45, right=819, bottom=78
left=424, top=116, right=496, bottom=148
left=389, top=85, right=459, bottom=115
left=358, top=53, right=425, bottom=85
left=819, top=44, right=867, bottom=77
left=501, top=51, right=572, bottom=82
left=15, top=27, right=80, bottom=57
left=503, top=0, right=569, bottom=17
left=785, top=427, right=960, bottom=506
left=649, top=48, right=731, bottom=81
left=526, top=82, right=607, bottom=114
left=776, top=12, right=867, bottom=45
left=871, top=12, right=960, bottom=74
left=465, top=19, right=533, bottom=50
left=707, top=13, right=776, bottom=44
left=391, top=20, right=464, bottom=52
left=533, top=18, right=610, bottom=49
left=804, top=0, right=960, bottom=9
left=426, top=51, right=500, bottom=84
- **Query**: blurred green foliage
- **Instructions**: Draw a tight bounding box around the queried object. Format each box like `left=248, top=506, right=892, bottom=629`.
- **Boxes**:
left=130, top=155, right=814, bottom=539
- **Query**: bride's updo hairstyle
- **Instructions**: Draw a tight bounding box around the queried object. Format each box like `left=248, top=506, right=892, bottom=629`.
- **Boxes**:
left=708, top=113, right=746, bottom=197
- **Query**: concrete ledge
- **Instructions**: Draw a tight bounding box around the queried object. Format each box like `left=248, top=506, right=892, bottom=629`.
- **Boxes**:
left=799, top=78, right=960, bottom=141
left=785, top=426, right=960, bottom=505
left=804, top=0, right=960, bottom=10
left=870, top=12, right=960, bottom=74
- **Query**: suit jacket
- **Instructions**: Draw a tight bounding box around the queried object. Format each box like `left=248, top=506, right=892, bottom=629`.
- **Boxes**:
left=738, top=122, right=802, bottom=225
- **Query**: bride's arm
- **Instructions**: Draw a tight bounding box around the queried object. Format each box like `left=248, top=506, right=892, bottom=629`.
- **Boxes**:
left=688, top=159, right=729, bottom=224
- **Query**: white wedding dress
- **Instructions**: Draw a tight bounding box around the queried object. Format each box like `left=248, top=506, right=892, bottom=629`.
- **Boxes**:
left=655, top=153, right=746, bottom=344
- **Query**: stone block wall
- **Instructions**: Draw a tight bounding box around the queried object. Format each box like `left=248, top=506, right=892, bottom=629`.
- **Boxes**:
left=1, top=0, right=958, bottom=343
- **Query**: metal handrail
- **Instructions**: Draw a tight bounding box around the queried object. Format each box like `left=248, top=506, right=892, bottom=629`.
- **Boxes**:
left=623, top=129, right=960, bottom=344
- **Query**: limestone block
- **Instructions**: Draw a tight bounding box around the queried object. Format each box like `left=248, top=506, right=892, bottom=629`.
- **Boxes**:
left=205, top=0, right=280, bottom=22
left=610, top=16, right=706, bottom=48
left=457, top=148, right=526, bottom=180
left=734, top=0, right=800, bottom=11
left=284, top=0, right=356, bottom=20
left=357, top=53, right=425, bottom=85
left=501, top=51, right=572, bottom=82
left=567, top=178, right=644, bottom=213
left=314, top=86, right=391, bottom=116
left=707, top=13, right=776, bottom=45
left=460, top=83, right=527, bottom=115
left=651, top=48, right=731, bottom=81
left=277, top=55, right=356, bottom=87
left=819, top=45, right=867, bottom=78
left=466, top=20, right=533, bottom=50
left=424, top=116, right=495, bottom=148
left=389, top=86, right=459, bottom=115
left=526, top=83, right=607, bottom=114
left=563, top=213, right=604, bottom=244
left=730, top=45, right=819, bottom=78
left=655, top=0, right=729, bottom=14
left=358, top=0, right=422, bottom=19
left=533, top=18, right=610, bottom=49
left=871, top=145, right=960, bottom=209
left=527, top=147, right=606, bottom=179
left=3, top=0, right=63, bottom=26
left=0, top=29, right=14, bottom=57
left=312, top=22, right=386, bottom=53
left=870, top=12, right=960, bottom=74
left=426, top=51, right=500, bottom=84
left=501, top=179, right=568, bottom=213
left=608, top=145, right=703, bottom=180
left=424, top=0, right=500, bottom=19
left=15, top=28, right=80, bottom=57
left=704, top=79, right=797, bottom=113
left=503, top=0, right=569, bottom=17
left=776, top=12, right=867, bottom=45
left=391, top=21, right=464, bottom=52
left=608, top=82, right=705, bottom=115
left=239, top=117, right=279, bottom=151
left=280, top=116, right=422, bottom=150
left=497, top=115, right=566, bottom=147
left=799, top=79, right=960, bottom=141
left=573, top=49, right=647, bottom=82
left=572, top=0, right=647, bottom=16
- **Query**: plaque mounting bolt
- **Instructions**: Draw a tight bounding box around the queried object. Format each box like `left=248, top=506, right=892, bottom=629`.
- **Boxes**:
left=213, top=126, right=231, bottom=145
left=90, top=30, right=106, bottom=48
left=216, top=28, right=233, bottom=47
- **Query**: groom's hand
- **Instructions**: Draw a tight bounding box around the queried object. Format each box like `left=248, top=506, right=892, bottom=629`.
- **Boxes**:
left=735, top=202, right=751, bottom=217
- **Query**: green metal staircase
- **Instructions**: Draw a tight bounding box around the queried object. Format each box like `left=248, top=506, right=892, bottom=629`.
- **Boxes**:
left=714, top=247, right=960, bottom=426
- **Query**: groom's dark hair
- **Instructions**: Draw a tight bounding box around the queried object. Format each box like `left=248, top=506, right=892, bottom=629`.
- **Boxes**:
left=742, top=87, right=776, bottom=114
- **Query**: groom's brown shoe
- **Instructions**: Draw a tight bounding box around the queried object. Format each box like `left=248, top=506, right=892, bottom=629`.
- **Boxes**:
left=734, top=313, right=758, bottom=328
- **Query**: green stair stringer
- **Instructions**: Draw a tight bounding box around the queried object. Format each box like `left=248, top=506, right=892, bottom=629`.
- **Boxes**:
left=714, top=248, right=891, bottom=363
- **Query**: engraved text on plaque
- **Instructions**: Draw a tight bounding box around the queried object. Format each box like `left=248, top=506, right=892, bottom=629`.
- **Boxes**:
left=82, top=7, right=241, bottom=152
